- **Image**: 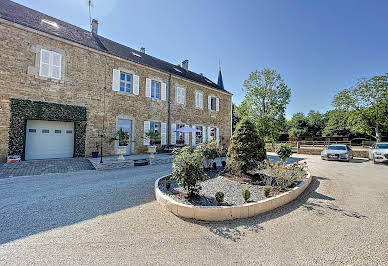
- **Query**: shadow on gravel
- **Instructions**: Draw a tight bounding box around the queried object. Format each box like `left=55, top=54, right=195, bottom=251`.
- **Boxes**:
left=184, top=176, right=367, bottom=242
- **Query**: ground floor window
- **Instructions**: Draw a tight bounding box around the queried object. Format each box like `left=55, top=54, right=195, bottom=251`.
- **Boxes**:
left=210, top=127, right=216, bottom=141
left=176, top=124, right=185, bottom=145
left=196, top=126, right=203, bottom=144
left=150, top=121, right=161, bottom=144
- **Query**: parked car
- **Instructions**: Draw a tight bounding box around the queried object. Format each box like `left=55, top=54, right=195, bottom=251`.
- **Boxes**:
left=321, top=144, right=353, bottom=162
left=368, top=142, right=388, bottom=164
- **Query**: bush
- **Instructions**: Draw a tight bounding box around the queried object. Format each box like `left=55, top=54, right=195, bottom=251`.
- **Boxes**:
left=165, top=176, right=171, bottom=190
left=227, top=118, right=266, bottom=174
left=171, top=146, right=207, bottom=198
left=196, top=141, right=221, bottom=168
left=276, top=143, right=293, bottom=163
left=263, top=185, right=271, bottom=197
left=270, top=161, right=306, bottom=190
left=221, top=160, right=226, bottom=168
left=242, top=188, right=251, bottom=202
left=215, top=191, right=224, bottom=203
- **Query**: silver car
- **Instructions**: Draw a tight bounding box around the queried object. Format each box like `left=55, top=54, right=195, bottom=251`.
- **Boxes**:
left=368, top=142, right=388, bottom=164
left=321, top=144, right=353, bottom=162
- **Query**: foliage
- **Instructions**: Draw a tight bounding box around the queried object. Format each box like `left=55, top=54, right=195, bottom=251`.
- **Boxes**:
left=263, top=186, right=272, bottom=198
left=237, top=68, right=291, bottom=141
left=276, top=143, right=293, bottom=163
left=165, top=176, right=171, bottom=190
left=323, top=109, right=352, bottom=137
left=242, top=188, right=251, bottom=202
left=332, top=74, right=388, bottom=141
left=196, top=141, right=221, bottom=160
left=215, top=192, right=225, bottom=203
left=111, top=128, right=130, bottom=146
left=232, top=103, right=240, bottom=133
left=171, top=146, right=207, bottom=198
left=287, top=111, right=327, bottom=137
left=269, top=161, right=307, bottom=190
left=144, top=131, right=161, bottom=146
left=227, top=118, right=266, bottom=174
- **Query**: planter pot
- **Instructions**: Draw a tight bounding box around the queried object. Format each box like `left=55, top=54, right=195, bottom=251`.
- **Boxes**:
left=147, top=145, right=157, bottom=158
left=92, top=151, right=99, bottom=158
left=116, top=146, right=127, bottom=161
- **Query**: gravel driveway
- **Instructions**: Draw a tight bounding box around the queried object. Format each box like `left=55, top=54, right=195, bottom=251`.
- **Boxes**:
left=0, top=155, right=387, bottom=265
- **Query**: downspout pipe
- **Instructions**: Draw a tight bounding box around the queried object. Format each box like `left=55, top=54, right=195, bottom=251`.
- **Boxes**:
left=167, top=73, right=172, bottom=145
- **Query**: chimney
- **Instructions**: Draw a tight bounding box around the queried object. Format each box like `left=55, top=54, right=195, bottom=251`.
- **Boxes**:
left=140, top=47, right=146, bottom=53
left=182, top=60, right=189, bottom=71
left=91, top=19, right=98, bottom=34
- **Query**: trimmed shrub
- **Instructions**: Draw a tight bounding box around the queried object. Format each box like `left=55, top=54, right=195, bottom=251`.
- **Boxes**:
left=242, top=188, right=251, bottom=202
left=221, top=160, right=226, bottom=168
left=227, top=118, right=266, bottom=174
left=263, top=185, right=271, bottom=197
left=171, top=146, right=206, bottom=198
left=276, top=143, right=293, bottom=163
left=215, top=191, right=225, bottom=203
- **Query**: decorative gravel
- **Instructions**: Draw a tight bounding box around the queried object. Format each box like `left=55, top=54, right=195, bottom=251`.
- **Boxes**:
left=159, top=168, right=265, bottom=206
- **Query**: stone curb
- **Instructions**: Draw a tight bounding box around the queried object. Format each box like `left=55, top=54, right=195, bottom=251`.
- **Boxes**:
left=155, top=171, right=312, bottom=221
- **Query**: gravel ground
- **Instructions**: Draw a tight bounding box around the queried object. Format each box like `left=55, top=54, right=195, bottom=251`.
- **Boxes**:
left=0, top=154, right=387, bottom=265
left=160, top=169, right=265, bottom=206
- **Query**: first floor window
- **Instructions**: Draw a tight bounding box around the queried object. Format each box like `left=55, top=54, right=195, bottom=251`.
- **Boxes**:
left=151, top=80, right=161, bottom=99
left=195, top=126, right=203, bottom=144
left=176, top=124, right=185, bottom=144
left=120, top=72, right=132, bottom=93
left=195, top=91, right=203, bottom=108
left=39, top=49, right=62, bottom=80
left=210, top=97, right=217, bottom=111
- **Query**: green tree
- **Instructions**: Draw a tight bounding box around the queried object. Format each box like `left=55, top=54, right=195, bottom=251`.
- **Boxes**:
left=288, top=111, right=327, bottom=137
left=333, top=74, right=388, bottom=141
left=287, top=112, right=308, bottom=137
left=231, top=103, right=240, bottom=133
left=237, top=69, right=291, bottom=141
left=323, top=110, right=352, bottom=137
left=227, top=118, right=266, bottom=174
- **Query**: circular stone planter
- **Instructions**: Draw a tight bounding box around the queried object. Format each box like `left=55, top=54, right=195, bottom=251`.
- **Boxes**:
left=155, top=171, right=312, bottom=221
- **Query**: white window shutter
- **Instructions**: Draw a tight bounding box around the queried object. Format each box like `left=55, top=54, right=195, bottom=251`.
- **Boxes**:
left=195, top=92, right=198, bottom=107
left=146, top=78, right=151, bottom=97
left=208, top=95, right=211, bottom=110
left=216, top=97, right=219, bottom=112
left=202, top=127, right=206, bottom=143
left=39, top=49, right=50, bottom=78
left=51, top=52, right=62, bottom=80
left=161, top=82, right=167, bottom=101
left=171, top=123, right=176, bottom=145
left=184, top=124, right=190, bottom=145
left=143, top=121, right=150, bottom=145
left=192, top=125, right=196, bottom=146
left=133, top=74, right=139, bottom=95
left=176, top=87, right=180, bottom=104
left=161, top=123, right=167, bottom=145
left=112, top=69, right=120, bottom=91
left=216, top=127, right=219, bottom=142
left=182, top=88, right=186, bottom=104
left=208, top=126, right=212, bottom=142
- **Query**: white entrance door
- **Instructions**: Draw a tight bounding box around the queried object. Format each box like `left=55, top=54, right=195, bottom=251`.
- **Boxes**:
left=25, top=120, right=74, bottom=160
left=118, top=119, right=132, bottom=155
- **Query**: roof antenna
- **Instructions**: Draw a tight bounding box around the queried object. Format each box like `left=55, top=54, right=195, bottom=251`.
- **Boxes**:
left=88, top=0, right=93, bottom=31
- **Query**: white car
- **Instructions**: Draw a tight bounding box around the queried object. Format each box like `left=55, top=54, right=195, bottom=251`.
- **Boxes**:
left=321, top=144, right=353, bottom=162
left=369, top=142, right=388, bottom=164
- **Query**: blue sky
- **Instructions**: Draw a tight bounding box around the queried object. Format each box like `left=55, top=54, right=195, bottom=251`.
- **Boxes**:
left=14, top=0, right=388, bottom=118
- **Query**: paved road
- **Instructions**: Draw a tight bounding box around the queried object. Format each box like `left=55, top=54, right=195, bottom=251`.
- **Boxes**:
left=0, top=155, right=387, bottom=265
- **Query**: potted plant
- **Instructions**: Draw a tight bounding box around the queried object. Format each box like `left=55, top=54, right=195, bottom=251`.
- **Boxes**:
left=144, top=131, right=161, bottom=158
left=110, top=128, right=129, bottom=161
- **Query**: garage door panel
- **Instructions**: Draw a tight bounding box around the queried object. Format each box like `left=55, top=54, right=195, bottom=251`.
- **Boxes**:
left=25, top=120, right=74, bottom=160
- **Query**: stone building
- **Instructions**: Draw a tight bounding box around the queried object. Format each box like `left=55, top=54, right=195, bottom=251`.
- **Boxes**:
left=0, top=0, right=232, bottom=161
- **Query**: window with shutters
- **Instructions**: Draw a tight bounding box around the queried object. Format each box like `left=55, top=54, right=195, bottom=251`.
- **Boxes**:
left=195, top=126, right=203, bottom=144
left=150, top=122, right=161, bottom=144
left=176, top=124, right=185, bottom=145
left=151, top=80, right=161, bottom=99
left=176, top=87, right=185, bottom=104
left=209, top=127, right=217, bottom=141
left=39, top=49, right=62, bottom=80
left=120, top=72, right=132, bottom=94
left=195, top=91, right=203, bottom=109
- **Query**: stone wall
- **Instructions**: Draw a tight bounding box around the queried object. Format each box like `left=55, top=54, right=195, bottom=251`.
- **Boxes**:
left=0, top=21, right=232, bottom=161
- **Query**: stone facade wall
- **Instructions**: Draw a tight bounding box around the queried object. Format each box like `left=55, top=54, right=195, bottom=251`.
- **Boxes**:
left=0, top=21, right=232, bottom=161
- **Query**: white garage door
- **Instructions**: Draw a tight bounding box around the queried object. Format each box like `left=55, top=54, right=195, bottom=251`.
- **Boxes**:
left=25, top=120, right=74, bottom=160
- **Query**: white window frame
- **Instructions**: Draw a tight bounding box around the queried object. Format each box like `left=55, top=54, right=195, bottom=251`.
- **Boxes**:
left=151, top=80, right=161, bottom=100
left=119, top=72, right=133, bottom=94
left=39, top=49, right=62, bottom=80
left=176, top=87, right=185, bottom=105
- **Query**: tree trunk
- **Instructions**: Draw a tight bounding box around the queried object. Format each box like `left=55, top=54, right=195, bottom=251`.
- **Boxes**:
left=375, top=125, right=382, bottom=142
